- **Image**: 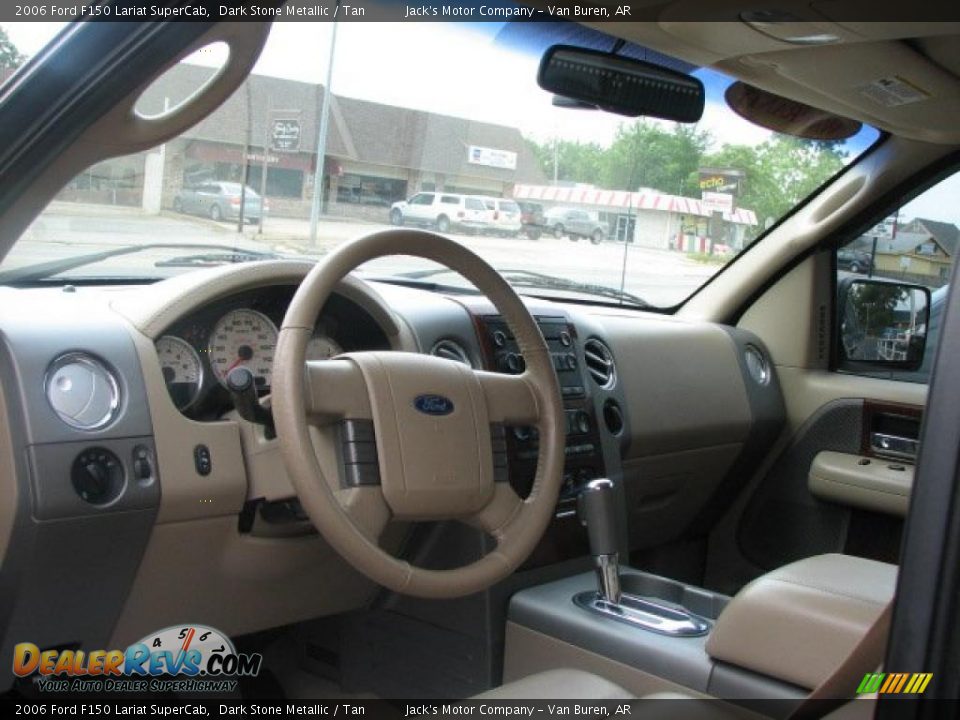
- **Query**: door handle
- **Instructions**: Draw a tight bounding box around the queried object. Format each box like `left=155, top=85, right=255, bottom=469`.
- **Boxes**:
left=870, top=432, right=918, bottom=461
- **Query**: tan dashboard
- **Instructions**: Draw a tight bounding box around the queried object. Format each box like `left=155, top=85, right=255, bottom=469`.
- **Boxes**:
left=0, top=260, right=784, bottom=658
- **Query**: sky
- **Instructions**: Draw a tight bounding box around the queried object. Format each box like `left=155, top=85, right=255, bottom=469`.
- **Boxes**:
left=3, top=20, right=959, bottom=225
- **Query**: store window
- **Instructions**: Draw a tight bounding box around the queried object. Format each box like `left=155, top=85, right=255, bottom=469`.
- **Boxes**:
left=336, top=173, right=406, bottom=207
left=247, top=167, right=304, bottom=199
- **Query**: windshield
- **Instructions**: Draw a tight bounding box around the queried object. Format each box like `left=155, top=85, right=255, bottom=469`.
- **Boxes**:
left=0, top=21, right=879, bottom=307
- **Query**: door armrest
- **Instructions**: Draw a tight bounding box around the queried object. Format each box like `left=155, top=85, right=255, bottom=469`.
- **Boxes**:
left=809, top=450, right=912, bottom=516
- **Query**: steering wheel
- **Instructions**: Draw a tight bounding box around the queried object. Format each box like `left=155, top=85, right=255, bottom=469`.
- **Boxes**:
left=272, top=229, right=565, bottom=598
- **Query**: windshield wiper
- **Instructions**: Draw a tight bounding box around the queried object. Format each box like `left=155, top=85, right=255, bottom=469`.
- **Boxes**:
left=0, top=243, right=283, bottom=285
left=495, top=269, right=650, bottom=308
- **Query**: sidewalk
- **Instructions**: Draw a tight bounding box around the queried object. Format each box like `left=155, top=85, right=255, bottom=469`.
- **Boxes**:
left=43, top=199, right=392, bottom=256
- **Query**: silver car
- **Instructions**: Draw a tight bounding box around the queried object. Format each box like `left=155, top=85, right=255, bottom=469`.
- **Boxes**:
left=543, top=206, right=608, bottom=244
left=173, top=181, right=267, bottom=224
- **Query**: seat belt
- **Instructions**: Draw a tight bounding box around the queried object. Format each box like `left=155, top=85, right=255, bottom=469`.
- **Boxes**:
left=789, top=601, right=893, bottom=720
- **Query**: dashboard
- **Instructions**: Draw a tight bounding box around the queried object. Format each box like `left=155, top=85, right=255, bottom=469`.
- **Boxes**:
left=153, top=285, right=391, bottom=418
left=0, top=260, right=784, bottom=669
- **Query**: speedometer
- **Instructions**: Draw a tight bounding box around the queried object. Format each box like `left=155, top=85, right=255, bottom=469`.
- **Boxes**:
left=208, top=309, right=278, bottom=390
left=156, top=335, right=202, bottom=410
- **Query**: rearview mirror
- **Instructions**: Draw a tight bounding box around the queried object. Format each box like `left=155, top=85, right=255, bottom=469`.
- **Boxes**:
left=537, top=45, right=705, bottom=122
left=840, top=279, right=930, bottom=370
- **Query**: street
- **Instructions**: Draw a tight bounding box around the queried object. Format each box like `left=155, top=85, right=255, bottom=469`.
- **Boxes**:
left=6, top=202, right=723, bottom=307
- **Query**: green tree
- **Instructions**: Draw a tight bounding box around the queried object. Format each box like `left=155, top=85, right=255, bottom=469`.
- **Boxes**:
left=0, top=27, right=24, bottom=69
left=848, top=283, right=903, bottom=332
left=700, top=136, right=847, bottom=241
left=600, top=121, right=709, bottom=195
left=526, top=138, right=604, bottom=186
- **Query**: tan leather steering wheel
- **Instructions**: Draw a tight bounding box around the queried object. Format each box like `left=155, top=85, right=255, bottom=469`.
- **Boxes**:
left=272, top=229, right=565, bottom=598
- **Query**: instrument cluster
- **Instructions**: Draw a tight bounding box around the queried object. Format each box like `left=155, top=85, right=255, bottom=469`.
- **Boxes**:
left=153, top=285, right=390, bottom=418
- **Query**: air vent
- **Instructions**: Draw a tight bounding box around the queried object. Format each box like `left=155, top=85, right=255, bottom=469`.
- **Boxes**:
left=431, top=339, right=472, bottom=367
left=45, top=353, right=121, bottom=430
left=744, top=345, right=770, bottom=386
left=583, top=339, right=616, bottom=389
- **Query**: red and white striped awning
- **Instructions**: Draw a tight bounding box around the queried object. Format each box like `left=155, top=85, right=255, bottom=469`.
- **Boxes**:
left=513, top=184, right=757, bottom=226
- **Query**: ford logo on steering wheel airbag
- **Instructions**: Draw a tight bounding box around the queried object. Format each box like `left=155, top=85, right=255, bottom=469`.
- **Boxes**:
left=414, top=394, right=455, bottom=416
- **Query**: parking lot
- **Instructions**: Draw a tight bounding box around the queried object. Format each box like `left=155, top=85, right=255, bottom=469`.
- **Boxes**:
left=7, top=203, right=725, bottom=307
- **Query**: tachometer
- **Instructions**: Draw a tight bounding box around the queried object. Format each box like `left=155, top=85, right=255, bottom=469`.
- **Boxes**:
left=208, top=309, right=278, bottom=390
left=306, top=335, right=343, bottom=360
left=156, top=335, right=203, bottom=410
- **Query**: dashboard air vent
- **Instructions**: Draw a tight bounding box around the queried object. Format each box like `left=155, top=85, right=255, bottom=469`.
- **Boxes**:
left=431, top=339, right=472, bottom=367
left=583, top=339, right=616, bottom=389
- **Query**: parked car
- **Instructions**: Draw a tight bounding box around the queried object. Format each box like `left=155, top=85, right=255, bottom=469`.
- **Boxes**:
left=479, top=197, right=523, bottom=237
left=837, top=248, right=874, bottom=274
left=172, top=181, right=267, bottom=224
left=543, top=206, right=608, bottom=244
left=389, top=192, right=490, bottom=234
left=517, top=200, right=545, bottom=239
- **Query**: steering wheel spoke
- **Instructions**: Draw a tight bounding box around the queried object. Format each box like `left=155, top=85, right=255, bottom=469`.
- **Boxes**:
left=466, top=483, right=524, bottom=540
left=304, top=358, right=372, bottom=422
left=333, top=485, right=392, bottom=543
left=476, top=370, right=541, bottom=425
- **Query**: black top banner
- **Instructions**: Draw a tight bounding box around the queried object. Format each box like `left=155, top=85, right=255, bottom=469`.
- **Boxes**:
left=3, top=0, right=960, bottom=23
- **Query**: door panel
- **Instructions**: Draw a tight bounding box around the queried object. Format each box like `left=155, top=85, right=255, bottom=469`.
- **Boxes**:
left=704, top=256, right=929, bottom=595
left=736, top=395, right=919, bottom=573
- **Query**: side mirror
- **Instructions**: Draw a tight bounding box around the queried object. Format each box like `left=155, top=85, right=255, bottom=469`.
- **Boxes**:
left=839, top=278, right=930, bottom=370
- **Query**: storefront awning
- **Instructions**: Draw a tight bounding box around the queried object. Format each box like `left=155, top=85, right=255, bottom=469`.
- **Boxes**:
left=513, top=184, right=757, bottom=226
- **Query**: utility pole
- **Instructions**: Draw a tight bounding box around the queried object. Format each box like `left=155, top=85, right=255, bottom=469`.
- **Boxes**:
left=553, top=138, right=559, bottom=184
left=618, top=193, right=633, bottom=305
left=238, top=79, right=252, bottom=232
left=308, top=13, right=340, bottom=248
left=259, top=100, right=270, bottom=236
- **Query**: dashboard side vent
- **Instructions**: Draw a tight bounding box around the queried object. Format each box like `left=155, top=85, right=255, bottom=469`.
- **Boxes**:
left=583, top=339, right=616, bottom=389
left=431, top=339, right=472, bottom=367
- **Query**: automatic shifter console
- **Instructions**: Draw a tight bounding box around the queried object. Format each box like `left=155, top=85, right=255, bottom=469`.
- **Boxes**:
left=575, top=478, right=710, bottom=637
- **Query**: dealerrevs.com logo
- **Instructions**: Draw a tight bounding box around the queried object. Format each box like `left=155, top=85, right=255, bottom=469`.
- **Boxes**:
left=13, top=624, right=262, bottom=693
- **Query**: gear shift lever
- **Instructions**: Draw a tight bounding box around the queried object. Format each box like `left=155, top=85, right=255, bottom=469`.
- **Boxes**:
left=574, top=478, right=710, bottom=637
left=577, top=478, right=621, bottom=604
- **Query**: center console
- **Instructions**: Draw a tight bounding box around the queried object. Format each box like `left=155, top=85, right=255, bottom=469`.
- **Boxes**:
left=475, top=314, right=617, bottom=568
left=504, top=478, right=897, bottom=710
left=477, top=315, right=606, bottom=507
